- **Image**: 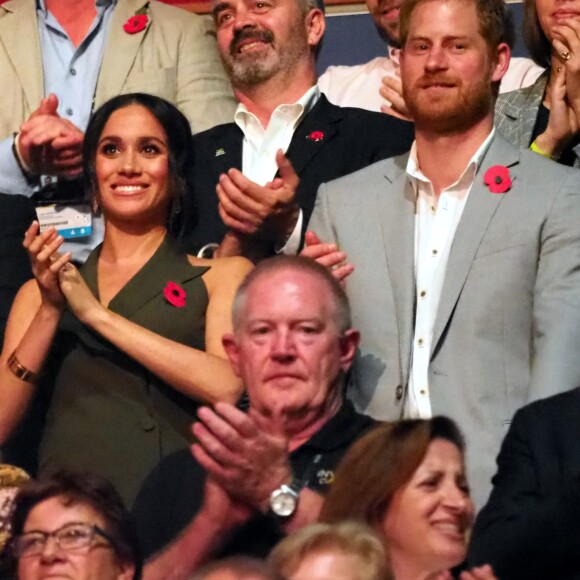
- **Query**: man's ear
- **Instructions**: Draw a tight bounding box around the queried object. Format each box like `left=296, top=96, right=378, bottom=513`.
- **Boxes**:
left=306, top=8, right=325, bottom=48
left=339, top=328, right=360, bottom=373
left=222, top=333, right=242, bottom=377
left=491, top=42, right=511, bottom=84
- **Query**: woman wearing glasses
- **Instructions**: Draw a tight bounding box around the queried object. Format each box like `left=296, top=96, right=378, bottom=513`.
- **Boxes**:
left=9, top=471, right=140, bottom=580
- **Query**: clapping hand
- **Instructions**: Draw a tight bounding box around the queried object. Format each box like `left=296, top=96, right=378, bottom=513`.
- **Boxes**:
left=300, top=231, right=354, bottom=284
left=191, top=402, right=291, bottom=512
left=17, top=94, right=84, bottom=177
left=58, top=261, right=101, bottom=324
left=23, top=221, right=71, bottom=308
left=217, top=150, right=300, bottom=243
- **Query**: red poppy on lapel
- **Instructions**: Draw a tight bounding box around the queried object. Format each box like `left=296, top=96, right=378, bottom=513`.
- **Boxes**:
left=307, top=131, right=324, bottom=142
left=123, top=14, right=148, bottom=34
left=483, top=165, right=512, bottom=194
left=163, top=281, right=186, bottom=308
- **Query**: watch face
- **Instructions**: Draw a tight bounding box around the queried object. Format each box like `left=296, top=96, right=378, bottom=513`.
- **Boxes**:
left=270, top=489, right=298, bottom=517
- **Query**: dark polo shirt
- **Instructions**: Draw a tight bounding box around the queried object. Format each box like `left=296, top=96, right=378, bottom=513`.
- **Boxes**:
left=132, top=400, right=375, bottom=559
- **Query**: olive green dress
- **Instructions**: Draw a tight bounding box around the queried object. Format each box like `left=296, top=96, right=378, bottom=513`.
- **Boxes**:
left=38, top=239, right=209, bottom=506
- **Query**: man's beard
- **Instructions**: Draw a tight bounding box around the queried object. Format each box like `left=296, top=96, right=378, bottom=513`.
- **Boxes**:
left=222, top=25, right=309, bottom=87
left=404, top=73, right=493, bottom=134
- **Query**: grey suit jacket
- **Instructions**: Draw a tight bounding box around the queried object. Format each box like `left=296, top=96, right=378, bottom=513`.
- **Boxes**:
left=308, top=133, right=580, bottom=507
left=0, top=0, right=236, bottom=137
left=495, top=72, right=580, bottom=168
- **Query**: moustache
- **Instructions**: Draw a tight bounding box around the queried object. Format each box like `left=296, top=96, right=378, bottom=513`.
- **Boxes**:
left=230, top=28, right=275, bottom=56
left=417, top=74, right=458, bottom=88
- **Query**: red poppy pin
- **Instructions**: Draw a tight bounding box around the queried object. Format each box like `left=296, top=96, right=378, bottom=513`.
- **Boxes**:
left=307, top=131, right=324, bottom=142
left=163, top=281, right=186, bottom=308
left=123, top=4, right=149, bottom=34
left=483, top=165, right=512, bottom=194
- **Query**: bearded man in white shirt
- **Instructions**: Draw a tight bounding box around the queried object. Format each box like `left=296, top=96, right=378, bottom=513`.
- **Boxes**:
left=307, top=0, right=580, bottom=508
left=318, top=0, right=543, bottom=115
left=179, top=0, right=414, bottom=261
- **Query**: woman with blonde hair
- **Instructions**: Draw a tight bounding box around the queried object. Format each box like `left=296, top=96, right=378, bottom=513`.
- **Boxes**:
left=269, top=521, right=388, bottom=580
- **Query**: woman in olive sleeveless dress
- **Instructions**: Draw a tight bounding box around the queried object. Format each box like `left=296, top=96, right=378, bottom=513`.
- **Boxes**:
left=0, top=94, right=252, bottom=506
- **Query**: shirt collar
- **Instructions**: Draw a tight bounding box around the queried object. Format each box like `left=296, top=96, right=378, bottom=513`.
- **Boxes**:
left=37, top=0, right=114, bottom=13
left=298, top=399, right=375, bottom=453
left=406, top=128, right=496, bottom=192
left=234, top=84, right=320, bottom=130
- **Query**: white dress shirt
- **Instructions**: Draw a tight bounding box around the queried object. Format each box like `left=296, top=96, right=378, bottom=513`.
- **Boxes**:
left=235, top=85, right=320, bottom=184
left=235, top=85, right=319, bottom=251
left=405, top=130, right=495, bottom=418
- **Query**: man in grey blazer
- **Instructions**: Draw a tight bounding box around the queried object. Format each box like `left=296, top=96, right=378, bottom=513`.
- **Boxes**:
left=0, top=0, right=236, bottom=262
left=307, top=0, right=580, bottom=507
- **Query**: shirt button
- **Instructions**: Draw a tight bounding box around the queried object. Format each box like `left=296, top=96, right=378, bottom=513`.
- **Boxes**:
left=70, top=68, right=76, bottom=76
left=420, top=389, right=427, bottom=395
left=395, top=385, right=404, bottom=401
left=420, top=290, right=427, bottom=298
left=65, top=108, right=73, bottom=116
left=431, top=205, right=436, bottom=214
left=432, top=249, right=438, bottom=256
left=417, top=337, right=424, bottom=347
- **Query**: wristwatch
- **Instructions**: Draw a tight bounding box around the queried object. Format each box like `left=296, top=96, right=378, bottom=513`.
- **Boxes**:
left=269, top=479, right=302, bottom=517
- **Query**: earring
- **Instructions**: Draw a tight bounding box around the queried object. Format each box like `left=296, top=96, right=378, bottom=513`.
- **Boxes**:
left=171, top=197, right=181, bottom=216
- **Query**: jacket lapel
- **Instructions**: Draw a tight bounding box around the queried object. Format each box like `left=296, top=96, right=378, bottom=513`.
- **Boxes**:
left=378, top=154, right=416, bottom=385
left=82, top=239, right=208, bottom=320
left=0, top=0, right=44, bottom=113
left=95, top=0, right=151, bottom=104
left=431, top=135, right=520, bottom=353
left=495, top=73, right=546, bottom=149
left=286, top=94, right=340, bottom=176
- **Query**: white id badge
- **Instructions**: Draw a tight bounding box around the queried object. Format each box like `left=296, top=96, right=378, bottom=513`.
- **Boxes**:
left=36, top=204, right=93, bottom=239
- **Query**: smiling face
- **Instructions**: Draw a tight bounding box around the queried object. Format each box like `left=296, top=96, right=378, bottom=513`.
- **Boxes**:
left=223, top=268, right=358, bottom=430
left=95, top=104, right=171, bottom=226
left=16, top=496, right=132, bottom=580
left=213, top=0, right=320, bottom=88
left=401, top=0, right=507, bottom=134
left=382, top=439, right=474, bottom=578
left=535, top=0, right=580, bottom=42
left=365, top=0, right=402, bottom=46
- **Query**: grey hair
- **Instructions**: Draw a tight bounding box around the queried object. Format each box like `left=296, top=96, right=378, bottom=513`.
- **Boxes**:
left=231, top=256, right=351, bottom=334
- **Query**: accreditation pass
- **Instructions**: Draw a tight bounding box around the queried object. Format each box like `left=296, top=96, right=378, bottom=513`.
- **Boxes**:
left=36, top=204, right=93, bottom=239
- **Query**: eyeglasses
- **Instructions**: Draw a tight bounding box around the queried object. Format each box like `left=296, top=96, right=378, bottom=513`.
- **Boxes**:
left=13, top=522, right=115, bottom=558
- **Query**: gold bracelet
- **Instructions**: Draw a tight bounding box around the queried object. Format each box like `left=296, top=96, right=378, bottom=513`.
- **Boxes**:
left=530, top=140, right=555, bottom=160
left=7, top=351, right=38, bottom=384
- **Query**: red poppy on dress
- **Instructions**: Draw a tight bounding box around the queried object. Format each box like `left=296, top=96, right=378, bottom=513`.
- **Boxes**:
left=123, top=14, right=148, bottom=34
left=163, top=281, right=186, bottom=308
left=483, top=165, right=512, bottom=194
left=307, top=131, right=324, bottom=142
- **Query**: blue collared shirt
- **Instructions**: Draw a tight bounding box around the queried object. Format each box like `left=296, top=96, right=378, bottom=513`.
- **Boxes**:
left=0, top=0, right=115, bottom=261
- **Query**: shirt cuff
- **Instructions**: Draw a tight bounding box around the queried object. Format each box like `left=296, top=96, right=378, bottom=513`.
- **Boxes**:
left=0, top=137, right=36, bottom=196
left=277, top=210, right=303, bottom=255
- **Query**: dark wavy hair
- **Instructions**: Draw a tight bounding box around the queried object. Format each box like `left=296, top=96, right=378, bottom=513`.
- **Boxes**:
left=83, top=93, right=193, bottom=239
left=10, top=470, right=142, bottom=579
left=523, top=0, right=552, bottom=68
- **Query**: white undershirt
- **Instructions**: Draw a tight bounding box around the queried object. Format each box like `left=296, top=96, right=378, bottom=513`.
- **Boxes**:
left=405, top=129, right=495, bottom=418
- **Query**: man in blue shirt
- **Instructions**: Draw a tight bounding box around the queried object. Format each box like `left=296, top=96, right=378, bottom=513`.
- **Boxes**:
left=0, top=0, right=236, bottom=262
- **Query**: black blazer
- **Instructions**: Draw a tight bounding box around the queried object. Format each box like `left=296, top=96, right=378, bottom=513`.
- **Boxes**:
left=0, top=194, right=34, bottom=349
left=468, top=388, right=580, bottom=579
left=180, top=94, right=414, bottom=253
